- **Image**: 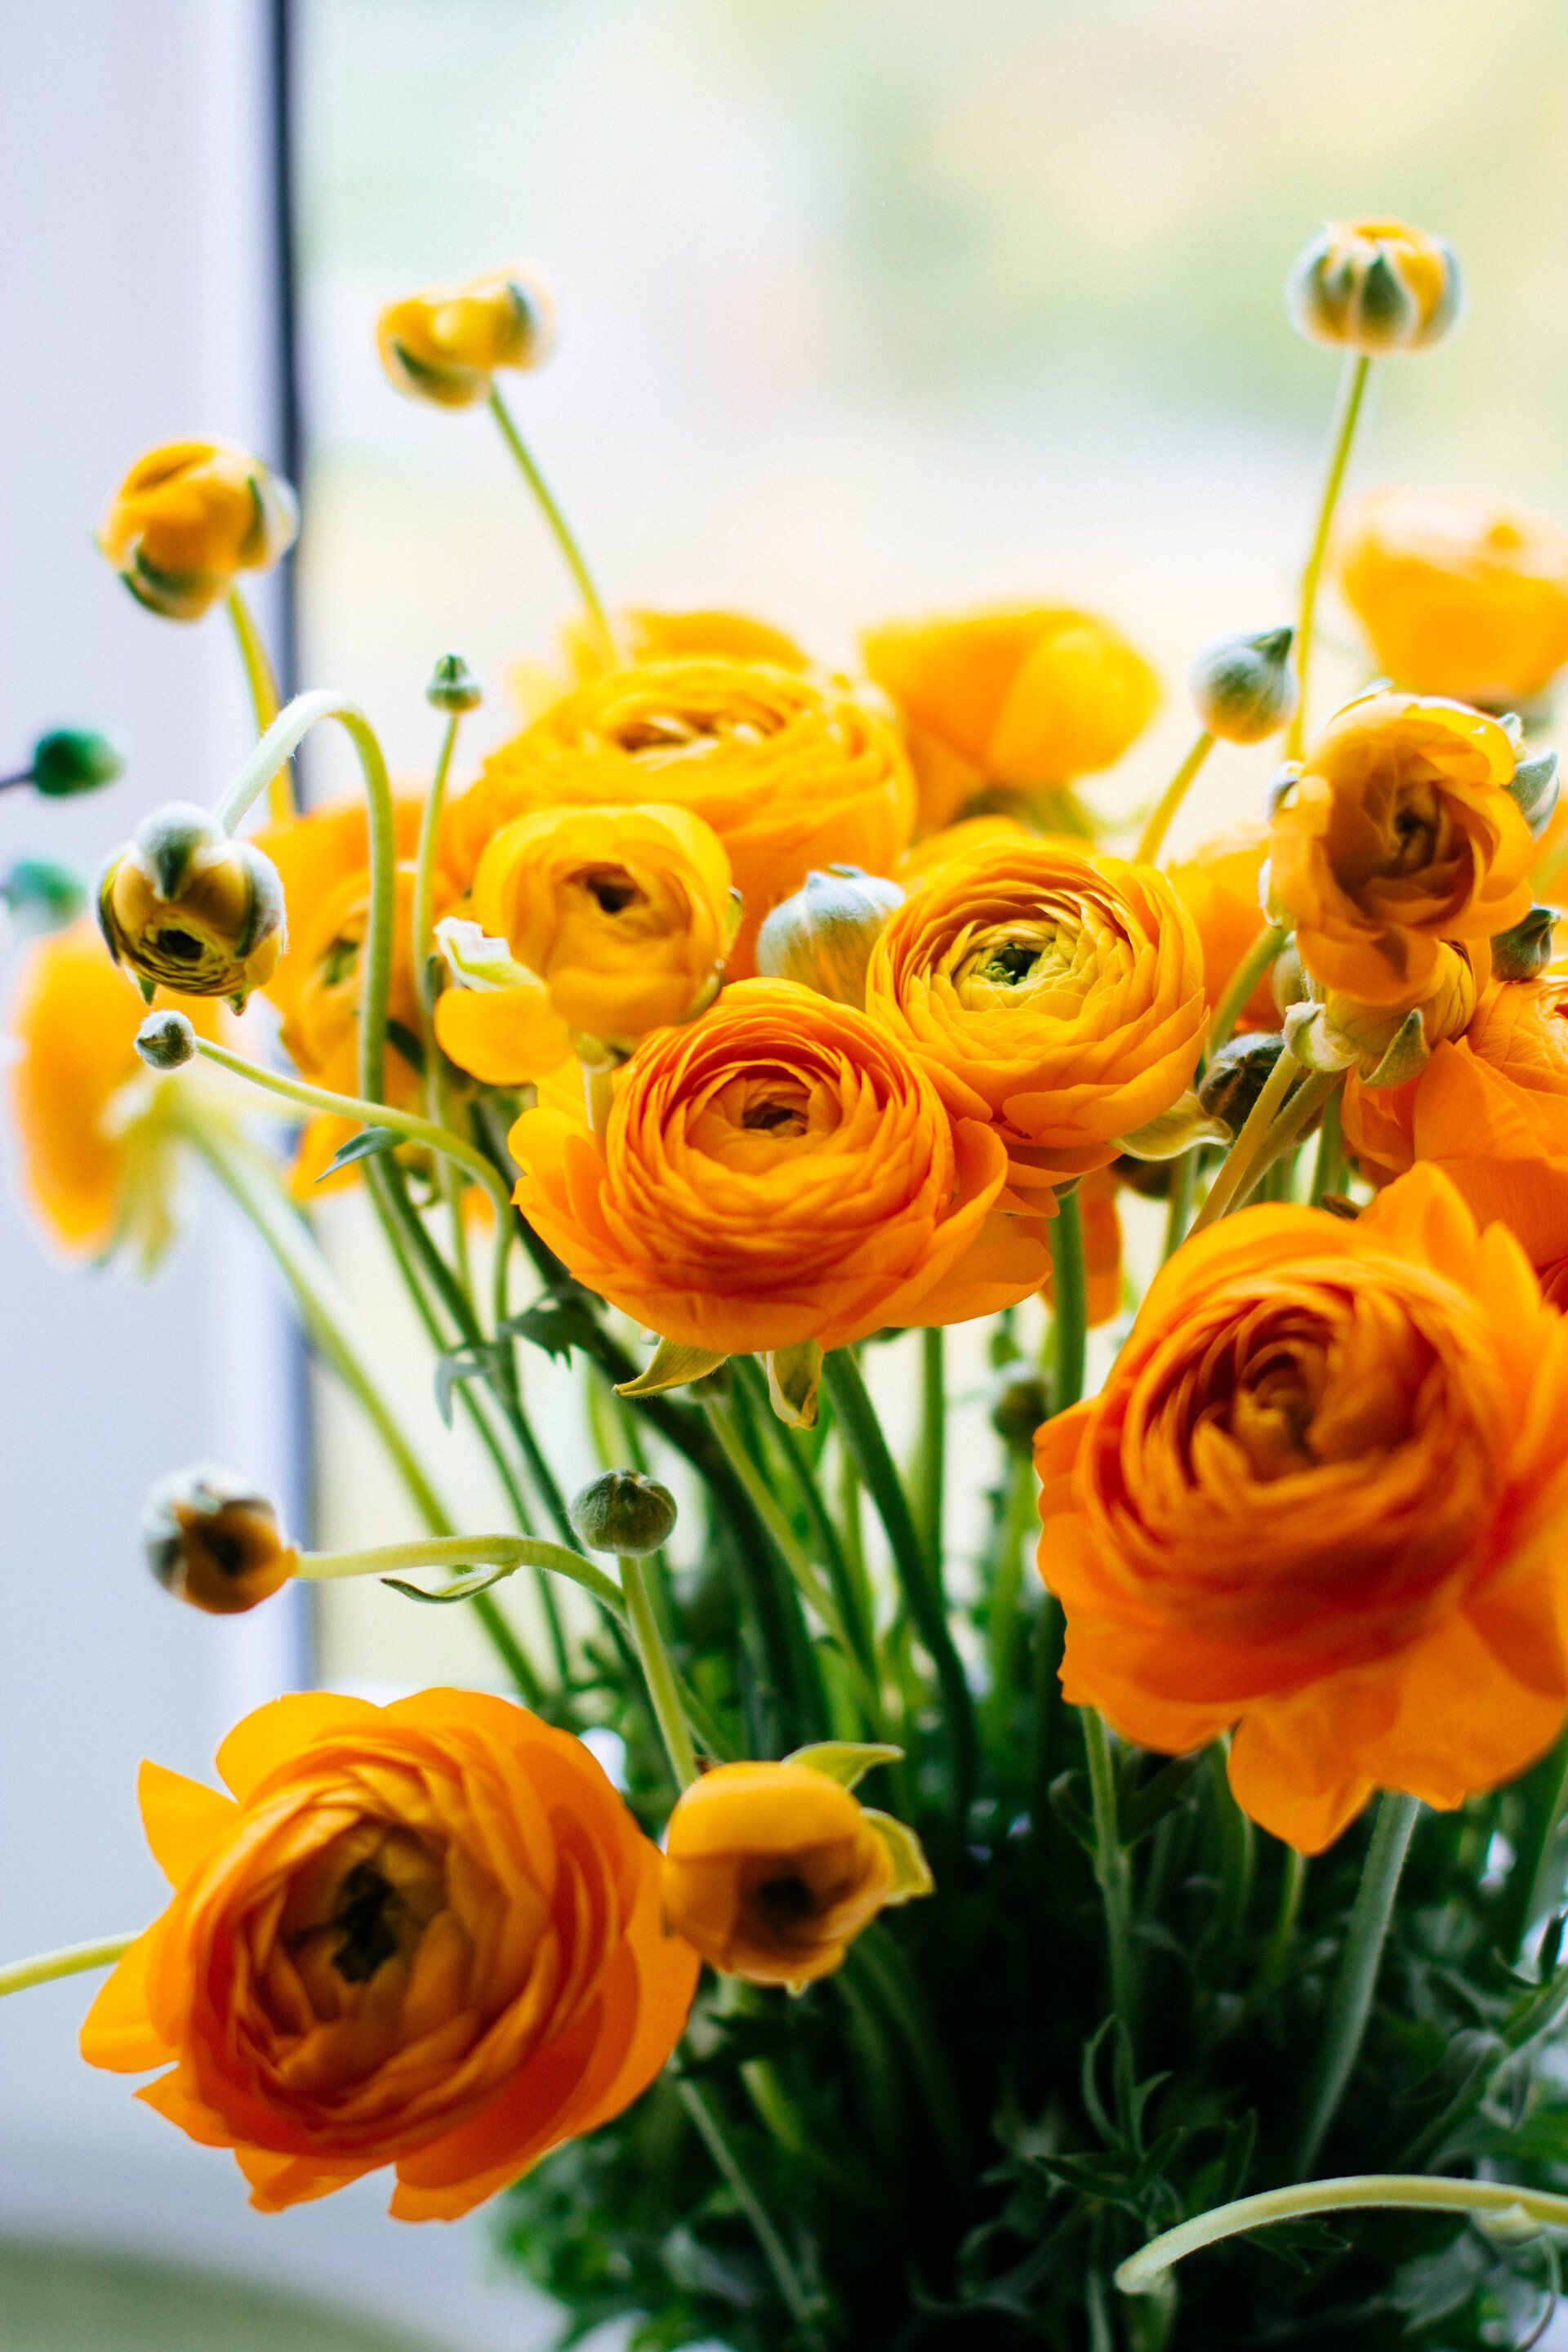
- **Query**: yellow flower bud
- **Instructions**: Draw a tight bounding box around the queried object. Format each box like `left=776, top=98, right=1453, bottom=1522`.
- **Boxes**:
left=1286, top=217, right=1463, bottom=357
left=1285, top=942, right=1481, bottom=1088
left=97, top=804, right=284, bottom=1006
left=142, top=1466, right=297, bottom=1616
left=99, top=442, right=298, bottom=621
left=755, top=865, right=903, bottom=1008
left=1188, top=626, right=1298, bottom=745
left=377, top=265, right=554, bottom=408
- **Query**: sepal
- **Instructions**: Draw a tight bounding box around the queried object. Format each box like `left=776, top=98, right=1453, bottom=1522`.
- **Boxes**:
left=615, top=1338, right=728, bottom=1398
left=784, top=1742, right=905, bottom=1789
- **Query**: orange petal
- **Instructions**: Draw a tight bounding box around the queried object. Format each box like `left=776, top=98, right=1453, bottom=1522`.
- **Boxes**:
left=137, top=1760, right=238, bottom=1886
left=79, top=1922, right=172, bottom=2074
left=215, top=1690, right=383, bottom=1800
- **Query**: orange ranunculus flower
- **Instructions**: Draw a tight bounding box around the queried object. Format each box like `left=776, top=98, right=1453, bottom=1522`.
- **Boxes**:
left=376, top=265, right=554, bottom=408
left=1036, top=1165, right=1568, bottom=1853
left=8, top=924, right=221, bottom=1264
left=662, top=1760, right=927, bottom=1989
left=1343, top=973, right=1568, bottom=1278
left=1268, top=690, right=1533, bottom=1008
left=82, top=1689, right=699, bottom=2219
left=1167, top=823, right=1276, bottom=1035
left=509, top=978, right=1053, bottom=1356
left=896, top=814, right=1033, bottom=889
left=100, top=442, right=298, bottom=621
left=450, top=658, right=913, bottom=978
left=863, top=840, right=1206, bottom=1200
left=256, top=794, right=450, bottom=1193
left=862, top=607, right=1159, bottom=834
left=1339, top=487, right=1568, bottom=710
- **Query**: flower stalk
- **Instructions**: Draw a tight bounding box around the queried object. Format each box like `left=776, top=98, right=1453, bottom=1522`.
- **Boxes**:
left=1135, top=729, right=1214, bottom=866
left=224, top=586, right=292, bottom=820
left=1291, top=1792, right=1420, bottom=2175
left=0, top=1934, right=138, bottom=2000
left=487, top=385, right=617, bottom=667
left=1286, top=352, right=1374, bottom=758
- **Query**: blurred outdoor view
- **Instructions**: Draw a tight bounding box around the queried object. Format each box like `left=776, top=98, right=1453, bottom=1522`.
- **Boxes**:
left=292, top=0, right=1568, bottom=1690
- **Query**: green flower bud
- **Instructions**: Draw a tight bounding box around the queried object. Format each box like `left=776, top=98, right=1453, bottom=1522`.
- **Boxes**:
left=991, top=1370, right=1050, bottom=1454
left=142, top=1465, right=297, bottom=1617
left=136, top=1009, right=198, bottom=1071
left=568, top=1469, right=678, bottom=1557
left=755, top=866, right=903, bottom=1008
left=97, top=803, right=285, bottom=1005
left=1198, top=1032, right=1287, bottom=1136
left=426, top=653, right=483, bottom=713
left=1188, top=628, right=1297, bottom=745
left=1491, top=905, right=1557, bottom=982
left=1, top=858, right=87, bottom=933
left=30, top=727, right=127, bottom=797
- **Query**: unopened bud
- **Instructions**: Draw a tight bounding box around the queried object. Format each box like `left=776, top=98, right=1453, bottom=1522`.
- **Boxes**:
left=426, top=653, right=483, bottom=713
left=1189, top=628, right=1298, bottom=745
left=100, top=442, right=298, bottom=621
left=1, top=858, right=87, bottom=933
left=991, top=1370, right=1050, bottom=1454
left=1492, top=906, right=1558, bottom=982
left=568, top=1468, right=678, bottom=1557
left=136, top=1009, right=198, bottom=1071
left=98, top=803, right=284, bottom=1005
left=1286, top=217, right=1463, bottom=356
left=30, top=728, right=127, bottom=797
left=1199, top=1032, right=1287, bottom=1135
left=756, top=865, right=903, bottom=1008
left=142, top=1466, right=297, bottom=1616
left=378, top=266, right=555, bottom=408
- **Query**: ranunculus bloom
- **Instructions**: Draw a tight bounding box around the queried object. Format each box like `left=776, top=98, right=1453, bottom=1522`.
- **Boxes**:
left=466, top=802, right=732, bottom=1054
left=1269, top=690, right=1533, bottom=1007
left=376, top=265, right=554, bottom=408
left=256, top=795, right=450, bottom=1193
left=450, top=658, right=912, bottom=977
left=1339, top=487, right=1568, bottom=710
left=8, top=924, right=220, bottom=1263
left=1167, top=823, right=1276, bottom=1035
left=1344, top=973, right=1568, bottom=1278
left=864, top=840, right=1206, bottom=1200
left=99, top=442, right=298, bottom=621
left=507, top=608, right=811, bottom=725
left=509, top=978, right=1053, bottom=1355
left=1036, top=1165, right=1568, bottom=1852
left=896, top=815, right=1034, bottom=889
left=662, top=1762, right=902, bottom=1989
left=862, top=607, right=1158, bottom=834
left=82, top=1690, right=699, bottom=2218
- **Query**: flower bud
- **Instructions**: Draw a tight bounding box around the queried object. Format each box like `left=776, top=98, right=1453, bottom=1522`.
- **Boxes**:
left=755, top=865, right=903, bottom=1008
left=97, top=803, right=284, bottom=1005
left=1198, top=1032, right=1287, bottom=1135
left=100, top=443, right=298, bottom=621
left=1286, top=217, right=1463, bottom=356
left=1271, top=938, right=1310, bottom=1016
left=991, top=1370, right=1050, bottom=1454
left=1188, top=627, right=1298, bottom=745
left=142, top=1466, right=297, bottom=1616
left=29, top=728, right=127, bottom=798
left=1490, top=905, right=1557, bottom=983
left=426, top=653, right=483, bottom=713
left=1285, top=943, right=1480, bottom=1087
left=568, top=1469, right=678, bottom=1557
left=1, top=858, right=87, bottom=934
left=135, top=1008, right=198, bottom=1071
left=377, top=266, right=555, bottom=408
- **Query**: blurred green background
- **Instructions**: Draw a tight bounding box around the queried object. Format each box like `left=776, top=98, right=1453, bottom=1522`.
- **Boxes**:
left=0, top=2244, right=451, bottom=2352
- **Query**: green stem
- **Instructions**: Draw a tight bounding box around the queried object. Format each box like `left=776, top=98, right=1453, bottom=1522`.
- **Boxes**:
left=679, top=2082, right=826, bottom=2345
left=1082, top=1708, right=1137, bottom=2035
left=298, top=1532, right=624, bottom=1616
left=1117, top=2172, right=1568, bottom=2298
left=488, top=386, right=617, bottom=668
left=1258, top=1847, right=1307, bottom=1993
left=1291, top=1792, right=1420, bottom=2176
left=986, top=1450, right=1036, bottom=1731
left=914, top=1327, right=946, bottom=1574
left=1238, top=1070, right=1339, bottom=1212
left=1049, top=1188, right=1088, bottom=1410
left=1207, top=924, right=1288, bottom=1059
left=702, top=1394, right=865, bottom=1673
left=224, top=586, right=292, bottom=821
left=1161, top=1147, right=1196, bottom=1260
left=621, top=1554, right=701, bottom=1788
left=1188, top=1049, right=1300, bottom=1235
left=413, top=706, right=473, bottom=1285
left=1309, top=1081, right=1345, bottom=1205
left=1135, top=729, right=1214, bottom=866
left=1286, top=353, right=1374, bottom=761
left=844, top=1925, right=971, bottom=2193
left=822, top=1349, right=977, bottom=1820
left=1504, top=1721, right=1568, bottom=1956
left=0, top=1934, right=138, bottom=1999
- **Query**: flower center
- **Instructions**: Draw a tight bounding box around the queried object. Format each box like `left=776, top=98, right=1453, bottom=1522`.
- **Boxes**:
left=575, top=863, right=644, bottom=919
left=282, top=1824, right=448, bottom=1998
left=329, top=1863, right=407, bottom=1983
left=751, top=1873, right=818, bottom=1929
left=952, top=917, right=1086, bottom=1011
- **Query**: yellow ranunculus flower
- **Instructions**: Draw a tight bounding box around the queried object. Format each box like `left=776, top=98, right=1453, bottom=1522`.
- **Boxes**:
left=862, top=606, right=1159, bottom=834
left=376, top=265, right=554, bottom=408
left=1286, top=217, right=1463, bottom=356
left=1339, top=486, right=1568, bottom=710
left=99, top=442, right=298, bottom=621
left=448, top=658, right=914, bottom=978
left=97, top=806, right=284, bottom=1007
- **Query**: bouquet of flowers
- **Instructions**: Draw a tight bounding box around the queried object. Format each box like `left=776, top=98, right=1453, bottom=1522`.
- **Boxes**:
left=11, top=213, right=1568, bottom=2351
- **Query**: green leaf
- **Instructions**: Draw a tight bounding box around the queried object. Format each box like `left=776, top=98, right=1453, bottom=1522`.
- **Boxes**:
left=860, top=1809, right=935, bottom=1902
left=381, top=1563, right=517, bottom=1604
left=315, top=1124, right=400, bottom=1182
left=764, top=1341, right=822, bottom=1429
left=615, top=1338, right=728, bottom=1398
left=1120, top=1755, right=1205, bottom=1845
left=501, top=1292, right=602, bottom=1364
left=1049, top=1769, right=1098, bottom=1858
left=385, top=1017, right=427, bottom=1076
left=784, top=1740, right=904, bottom=1789
left=434, top=1340, right=497, bottom=1428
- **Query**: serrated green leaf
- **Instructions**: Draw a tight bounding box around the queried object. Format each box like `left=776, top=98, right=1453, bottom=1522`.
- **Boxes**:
left=316, top=1124, right=401, bottom=1182
left=434, top=1340, right=496, bottom=1428
left=501, top=1293, right=602, bottom=1364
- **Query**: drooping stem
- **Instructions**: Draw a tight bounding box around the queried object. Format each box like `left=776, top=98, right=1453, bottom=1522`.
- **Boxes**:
left=1188, top=1049, right=1301, bottom=1235
left=621, top=1554, right=701, bottom=1788
left=1116, top=2172, right=1568, bottom=2298
left=1135, top=730, right=1215, bottom=866
left=1207, top=924, right=1289, bottom=1059
left=1049, top=1188, right=1088, bottom=1410
left=488, top=386, right=617, bottom=669
left=679, top=2082, right=826, bottom=2345
left=1286, top=352, right=1374, bottom=760
left=914, top=1327, right=946, bottom=1573
left=224, top=586, right=292, bottom=821
left=0, top=1934, right=138, bottom=2000
left=1082, top=1708, right=1137, bottom=2035
left=1291, top=1792, right=1420, bottom=2176
left=297, top=1532, right=625, bottom=1616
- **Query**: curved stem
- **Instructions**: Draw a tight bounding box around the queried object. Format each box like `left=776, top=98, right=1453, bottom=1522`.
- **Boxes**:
left=298, top=1532, right=624, bottom=1615
left=0, top=1934, right=138, bottom=2000
left=1135, top=730, right=1214, bottom=867
left=1116, top=2171, right=1568, bottom=2297
left=621, top=1553, right=701, bottom=1787
left=224, top=587, right=292, bottom=821
left=487, top=386, right=617, bottom=667
left=1291, top=1792, right=1420, bottom=2176
left=1207, top=924, right=1289, bottom=1059
left=1188, top=1049, right=1301, bottom=1235
left=679, top=2082, right=826, bottom=2345
left=1083, top=1708, right=1137, bottom=2036
left=1286, top=353, right=1374, bottom=760
left=1049, top=1189, right=1088, bottom=1410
